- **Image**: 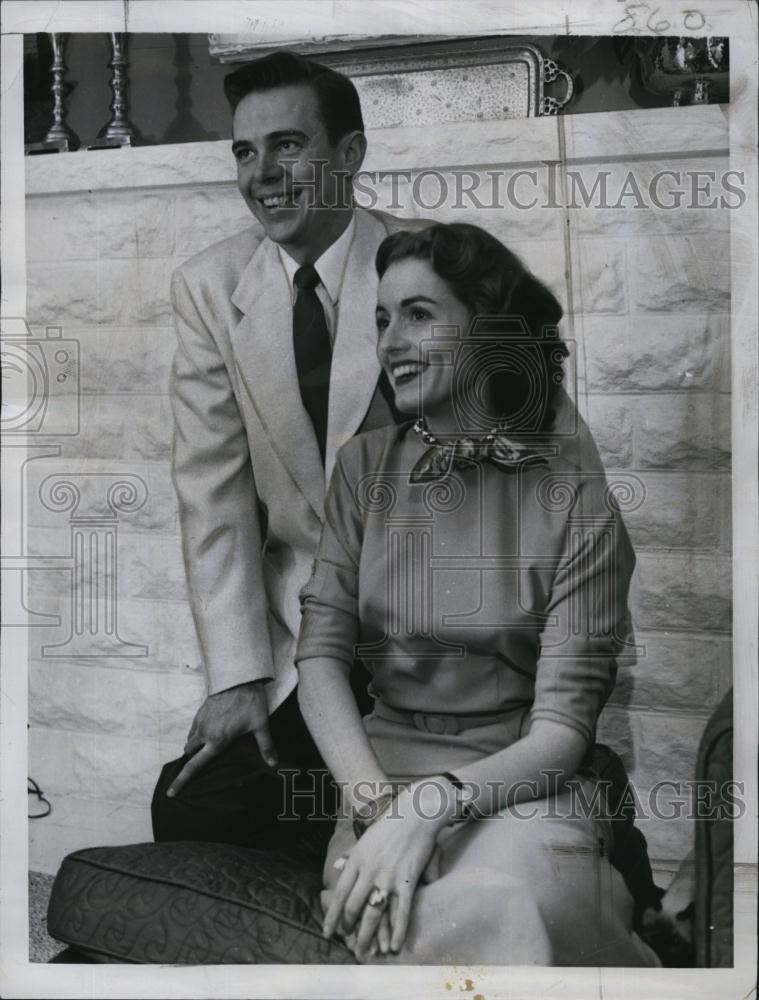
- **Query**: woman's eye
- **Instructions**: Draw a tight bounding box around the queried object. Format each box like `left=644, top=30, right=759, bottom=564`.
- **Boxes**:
left=410, top=308, right=429, bottom=322
left=376, top=316, right=390, bottom=331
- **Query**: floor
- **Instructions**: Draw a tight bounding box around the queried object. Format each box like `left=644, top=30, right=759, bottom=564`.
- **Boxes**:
left=29, top=871, right=61, bottom=963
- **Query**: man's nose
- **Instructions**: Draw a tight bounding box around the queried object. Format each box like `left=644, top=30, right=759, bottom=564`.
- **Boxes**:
left=250, top=149, right=282, bottom=186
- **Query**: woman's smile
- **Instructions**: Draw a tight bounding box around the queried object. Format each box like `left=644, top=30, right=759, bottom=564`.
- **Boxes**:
left=376, top=257, right=471, bottom=434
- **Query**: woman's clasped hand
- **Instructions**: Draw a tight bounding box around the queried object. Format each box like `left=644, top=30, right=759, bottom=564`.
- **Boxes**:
left=322, top=780, right=454, bottom=959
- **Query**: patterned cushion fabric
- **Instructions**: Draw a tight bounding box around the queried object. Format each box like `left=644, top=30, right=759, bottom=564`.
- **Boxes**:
left=46, top=841, right=355, bottom=964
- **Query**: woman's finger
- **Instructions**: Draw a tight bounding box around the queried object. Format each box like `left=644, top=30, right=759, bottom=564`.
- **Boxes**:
left=390, top=884, right=414, bottom=954
left=340, top=875, right=375, bottom=936
left=322, top=864, right=359, bottom=939
left=377, top=911, right=391, bottom=955
left=353, top=889, right=389, bottom=960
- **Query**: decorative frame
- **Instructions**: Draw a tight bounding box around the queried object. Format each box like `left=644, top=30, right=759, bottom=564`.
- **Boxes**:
left=208, top=35, right=573, bottom=116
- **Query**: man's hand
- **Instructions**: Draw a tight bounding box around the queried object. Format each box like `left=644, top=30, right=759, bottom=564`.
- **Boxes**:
left=167, top=680, right=277, bottom=798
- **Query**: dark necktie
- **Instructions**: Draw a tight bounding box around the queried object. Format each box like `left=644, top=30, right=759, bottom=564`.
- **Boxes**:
left=293, top=263, right=332, bottom=463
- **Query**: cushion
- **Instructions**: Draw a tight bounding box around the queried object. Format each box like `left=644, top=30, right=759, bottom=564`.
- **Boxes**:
left=47, top=841, right=355, bottom=964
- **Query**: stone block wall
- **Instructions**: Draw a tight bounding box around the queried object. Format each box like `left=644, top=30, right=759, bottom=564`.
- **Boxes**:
left=24, top=103, right=731, bottom=871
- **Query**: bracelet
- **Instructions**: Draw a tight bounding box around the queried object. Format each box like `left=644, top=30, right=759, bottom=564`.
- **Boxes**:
left=440, top=771, right=476, bottom=825
left=352, top=790, right=396, bottom=841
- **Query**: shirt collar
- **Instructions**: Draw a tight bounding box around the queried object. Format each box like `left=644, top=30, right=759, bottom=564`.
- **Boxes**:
left=278, top=214, right=356, bottom=304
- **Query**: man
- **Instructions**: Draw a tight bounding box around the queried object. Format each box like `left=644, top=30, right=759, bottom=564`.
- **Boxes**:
left=151, top=51, right=425, bottom=848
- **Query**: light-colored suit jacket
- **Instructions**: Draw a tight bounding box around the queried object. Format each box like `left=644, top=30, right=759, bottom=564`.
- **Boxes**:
left=170, top=206, right=427, bottom=712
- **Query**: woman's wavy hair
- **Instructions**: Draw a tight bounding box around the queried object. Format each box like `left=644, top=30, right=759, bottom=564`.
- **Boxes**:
left=375, top=223, right=568, bottom=433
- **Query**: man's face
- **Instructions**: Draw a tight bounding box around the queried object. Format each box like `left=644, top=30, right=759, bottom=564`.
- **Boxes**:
left=232, top=83, right=354, bottom=259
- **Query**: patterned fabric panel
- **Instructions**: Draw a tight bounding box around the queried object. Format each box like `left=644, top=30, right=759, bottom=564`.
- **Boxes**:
left=47, top=842, right=356, bottom=965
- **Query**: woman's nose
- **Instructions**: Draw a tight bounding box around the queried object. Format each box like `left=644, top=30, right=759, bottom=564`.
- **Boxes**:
left=377, top=320, right=401, bottom=361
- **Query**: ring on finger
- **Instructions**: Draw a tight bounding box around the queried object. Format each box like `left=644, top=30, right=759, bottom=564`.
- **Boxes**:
left=367, top=886, right=389, bottom=910
left=332, top=855, right=348, bottom=872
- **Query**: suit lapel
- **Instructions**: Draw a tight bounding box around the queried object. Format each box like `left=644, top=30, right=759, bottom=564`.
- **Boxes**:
left=230, top=238, right=325, bottom=520
left=324, top=209, right=387, bottom=479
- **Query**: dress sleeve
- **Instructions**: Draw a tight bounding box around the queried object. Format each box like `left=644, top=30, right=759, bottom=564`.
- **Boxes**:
left=295, top=445, right=365, bottom=668
left=529, top=473, right=636, bottom=747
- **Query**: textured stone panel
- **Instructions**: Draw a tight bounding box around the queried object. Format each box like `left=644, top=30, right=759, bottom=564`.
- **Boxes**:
left=95, top=191, right=175, bottom=258
left=573, top=240, right=627, bottom=314
left=28, top=593, right=202, bottom=673
left=26, top=195, right=99, bottom=262
left=609, top=631, right=730, bottom=710
left=67, top=393, right=173, bottom=461
left=584, top=395, right=634, bottom=468
left=27, top=190, right=175, bottom=263
left=74, top=326, right=176, bottom=395
left=629, top=233, right=730, bottom=313
left=634, top=552, right=732, bottom=632
left=565, top=156, right=731, bottom=237
left=26, top=527, right=189, bottom=604
left=406, top=168, right=562, bottom=239
left=28, top=258, right=177, bottom=327
left=175, top=187, right=260, bottom=256
left=23, top=459, right=178, bottom=534
left=635, top=393, right=730, bottom=470
left=29, top=726, right=176, bottom=803
left=29, top=661, right=204, bottom=741
left=119, top=532, right=189, bottom=602
left=632, top=711, right=710, bottom=795
left=581, top=314, right=728, bottom=393
left=622, top=471, right=726, bottom=550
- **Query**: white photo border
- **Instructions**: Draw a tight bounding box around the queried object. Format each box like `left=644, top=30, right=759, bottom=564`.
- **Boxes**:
left=1, top=1, right=756, bottom=997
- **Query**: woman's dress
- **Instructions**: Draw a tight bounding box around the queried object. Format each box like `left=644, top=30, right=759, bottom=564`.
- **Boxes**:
left=295, top=395, right=659, bottom=966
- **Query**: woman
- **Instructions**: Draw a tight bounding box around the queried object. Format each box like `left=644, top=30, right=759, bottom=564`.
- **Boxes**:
left=295, top=223, right=659, bottom=966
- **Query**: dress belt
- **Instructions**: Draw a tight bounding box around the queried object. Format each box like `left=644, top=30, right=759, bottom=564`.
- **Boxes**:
left=372, top=699, right=525, bottom=737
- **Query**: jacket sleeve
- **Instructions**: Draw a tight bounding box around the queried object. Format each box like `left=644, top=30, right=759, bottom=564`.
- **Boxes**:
left=170, top=266, right=274, bottom=694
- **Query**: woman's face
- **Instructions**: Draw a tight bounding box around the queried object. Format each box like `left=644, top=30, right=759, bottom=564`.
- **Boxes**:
left=376, top=257, right=471, bottom=430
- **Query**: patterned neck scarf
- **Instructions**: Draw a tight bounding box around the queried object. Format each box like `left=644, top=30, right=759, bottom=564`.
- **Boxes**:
left=409, top=418, right=549, bottom=484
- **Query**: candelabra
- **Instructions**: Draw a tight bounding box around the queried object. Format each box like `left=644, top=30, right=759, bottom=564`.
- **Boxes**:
left=26, top=34, right=80, bottom=154
left=90, top=33, right=143, bottom=149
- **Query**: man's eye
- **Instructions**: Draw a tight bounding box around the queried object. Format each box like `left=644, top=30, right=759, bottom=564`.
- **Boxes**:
left=235, top=148, right=254, bottom=164
left=376, top=316, right=390, bottom=331
left=278, top=140, right=299, bottom=152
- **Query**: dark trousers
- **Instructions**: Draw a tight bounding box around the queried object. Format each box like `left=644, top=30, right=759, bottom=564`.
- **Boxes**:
left=151, top=669, right=373, bottom=859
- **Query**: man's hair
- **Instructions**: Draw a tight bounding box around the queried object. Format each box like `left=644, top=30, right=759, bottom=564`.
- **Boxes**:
left=224, top=50, right=364, bottom=146
left=376, top=223, right=568, bottom=431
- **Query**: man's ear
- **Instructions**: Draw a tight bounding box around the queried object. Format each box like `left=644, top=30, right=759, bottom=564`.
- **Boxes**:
left=341, top=130, right=368, bottom=177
